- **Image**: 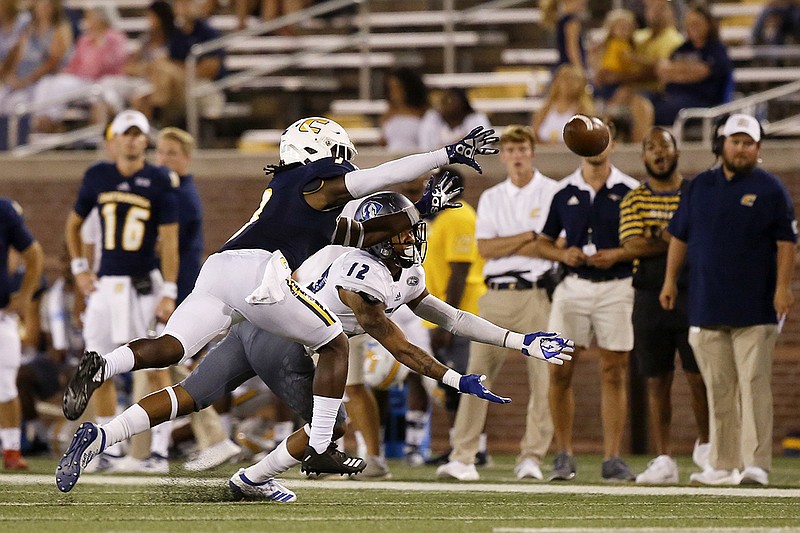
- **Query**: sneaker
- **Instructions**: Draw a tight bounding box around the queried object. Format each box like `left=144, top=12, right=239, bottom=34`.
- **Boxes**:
left=514, top=459, right=543, bottom=480
left=300, top=443, right=366, bottom=476
left=692, top=440, right=711, bottom=470
left=405, top=448, right=425, bottom=467
left=548, top=451, right=576, bottom=481
left=602, top=456, right=635, bottom=481
left=3, top=450, right=29, bottom=470
left=55, top=422, right=106, bottom=493
left=63, top=351, right=106, bottom=421
left=690, top=467, right=741, bottom=485
left=183, top=439, right=242, bottom=471
left=436, top=460, right=479, bottom=481
left=140, top=453, right=169, bottom=474
left=229, top=468, right=296, bottom=502
left=635, top=455, right=679, bottom=484
left=740, top=466, right=769, bottom=486
left=358, top=455, right=391, bottom=480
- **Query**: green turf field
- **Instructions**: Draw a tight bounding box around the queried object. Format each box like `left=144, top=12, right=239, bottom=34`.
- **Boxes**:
left=2, top=455, right=799, bottom=532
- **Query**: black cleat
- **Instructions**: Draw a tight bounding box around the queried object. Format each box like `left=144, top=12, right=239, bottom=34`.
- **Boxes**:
left=300, top=443, right=366, bottom=476
left=63, top=351, right=106, bottom=421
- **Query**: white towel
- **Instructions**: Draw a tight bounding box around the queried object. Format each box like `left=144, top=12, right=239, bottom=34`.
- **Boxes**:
left=245, top=251, right=292, bottom=305
left=105, top=276, right=132, bottom=344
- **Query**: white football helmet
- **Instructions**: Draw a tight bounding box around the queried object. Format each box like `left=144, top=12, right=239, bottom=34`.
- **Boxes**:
left=279, top=117, right=357, bottom=165
left=362, top=338, right=409, bottom=391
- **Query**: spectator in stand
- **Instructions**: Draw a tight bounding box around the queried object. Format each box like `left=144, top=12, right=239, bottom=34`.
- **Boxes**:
left=0, top=0, right=31, bottom=65
left=752, top=0, right=800, bottom=45
left=380, top=67, right=429, bottom=152
left=598, top=0, right=684, bottom=142
left=136, top=0, right=226, bottom=126
left=102, top=1, right=178, bottom=115
left=541, top=0, right=588, bottom=72
left=30, top=8, right=127, bottom=133
left=591, top=9, right=639, bottom=101
left=532, top=64, right=595, bottom=145
left=643, top=2, right=733, bottom=127
left=418, top=87, right=490, bottom=151
left=537, top=121, right=640, bottom=482
left=0, top=0, right=73, bottom=117
left=619, top=127, right=710, bottom=484
left=231, top=0, right=310, bottom=32
left=661, top=114, right=797, bottom=486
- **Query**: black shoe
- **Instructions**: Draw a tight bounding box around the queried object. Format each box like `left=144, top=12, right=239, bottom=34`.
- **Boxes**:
left=424, top=449, right=451, bottom=466
left=63, top=351, right=106, bottom=421
left=601, top=456, right=635, bottom=481
left=300, top=443, right=366, bottom=476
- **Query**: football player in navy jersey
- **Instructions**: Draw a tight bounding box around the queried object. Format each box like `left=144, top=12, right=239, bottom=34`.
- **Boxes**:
left=63, top=110, right=180, bottom=471
left=0, top=199, right=44, bottom=470
left=56, top=192, right=573, bottom=496
left=62, top=116, right=498, bottom=476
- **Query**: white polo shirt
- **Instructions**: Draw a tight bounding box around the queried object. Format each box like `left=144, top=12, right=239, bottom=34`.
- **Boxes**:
left=475, top=170, right=561, bottom=283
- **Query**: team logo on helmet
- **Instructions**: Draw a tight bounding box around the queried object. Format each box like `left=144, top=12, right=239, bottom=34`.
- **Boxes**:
left=357, top=200, right=383, bottom=221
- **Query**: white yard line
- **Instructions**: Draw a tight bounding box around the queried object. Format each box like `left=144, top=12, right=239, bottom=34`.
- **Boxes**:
left=2, top=474, right=800, bottom=498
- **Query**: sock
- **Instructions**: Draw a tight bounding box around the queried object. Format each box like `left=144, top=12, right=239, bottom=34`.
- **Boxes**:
left=309, top=395, right=341, bottom=453
left=219, top=414, right=232, bottom=437
left=479, top=433, right=488, bottom=454
left=149, top=420, right=172, bottom=458
left=103, top=345, right=135, bottom=378
left=243, top=439, right=299, bottom=482
left=101, top=404, right=151, bottom=452
left=0, top=428, right=21, bottom=451
left=354, top=430, right=367, bottom=458
left=405, top=410, right=429, bottom=448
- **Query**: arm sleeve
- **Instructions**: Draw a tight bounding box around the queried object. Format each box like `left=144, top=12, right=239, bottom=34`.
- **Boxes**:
left=344, top=149, right=449, bottom=198
left=413, top=294, right=507, bottom=347
left=540, top=193, right=563, bottom=241
left=3, top=201, right=34, bottom=252
left=73, top=169, right=98, bottom=218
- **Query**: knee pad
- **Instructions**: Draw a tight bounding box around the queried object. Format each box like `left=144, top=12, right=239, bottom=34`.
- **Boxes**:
left=0, top=366, right=19, bottom=402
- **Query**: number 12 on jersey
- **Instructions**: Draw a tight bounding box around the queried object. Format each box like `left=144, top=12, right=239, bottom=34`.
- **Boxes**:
left=347, top=262, right=370, bottom=280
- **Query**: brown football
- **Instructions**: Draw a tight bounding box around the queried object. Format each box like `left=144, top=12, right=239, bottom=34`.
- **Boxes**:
left=563, top=114, right=610, bottom=157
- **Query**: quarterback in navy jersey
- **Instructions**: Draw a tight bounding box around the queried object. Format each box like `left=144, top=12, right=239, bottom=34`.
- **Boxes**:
left=62, top=116, right=499, bottom=478
left=0, top=199, right=44, bottom=470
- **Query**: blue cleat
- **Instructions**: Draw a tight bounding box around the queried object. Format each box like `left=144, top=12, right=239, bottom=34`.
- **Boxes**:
left=229, top=469, right=297, bottom=502
left=55, top=422, right=106, bottom=493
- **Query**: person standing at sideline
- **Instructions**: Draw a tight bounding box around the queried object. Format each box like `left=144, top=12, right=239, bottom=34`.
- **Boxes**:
left=537, top=121, right=640, bottom=482
left=660, top=114, right=796, bottom=486
left=0, top=199, right=44, bottom=470
left=437, top=125, right=561, bottom=482
left=619, top=127, right=709, bottom=484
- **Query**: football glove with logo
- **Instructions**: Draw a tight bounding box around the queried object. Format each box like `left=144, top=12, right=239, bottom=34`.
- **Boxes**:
left=445, top=126, right=499, bottom=173
left=414, top=171, right=463, bottom=219
left=521, top=332, right=574, bottom=365
left=458, top=374, right=511, bottom=404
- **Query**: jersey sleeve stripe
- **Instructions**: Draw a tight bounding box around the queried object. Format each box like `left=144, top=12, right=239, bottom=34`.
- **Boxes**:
left=287, top=278, right=337, bottom=326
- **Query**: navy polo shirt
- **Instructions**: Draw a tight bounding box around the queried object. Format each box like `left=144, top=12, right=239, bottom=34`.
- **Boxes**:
left=669, top=166, right=797, bottom=327
left=541, top=166, right=640, bottom=281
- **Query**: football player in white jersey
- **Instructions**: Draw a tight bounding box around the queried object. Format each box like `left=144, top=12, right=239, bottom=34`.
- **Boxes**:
left=56, top=191, right=574, bottom=498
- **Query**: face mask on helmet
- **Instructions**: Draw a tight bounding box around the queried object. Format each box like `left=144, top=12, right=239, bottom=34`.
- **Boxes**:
left=279, top=116, right=357, bottom=165
left=354, top=192, right=427, bottom=269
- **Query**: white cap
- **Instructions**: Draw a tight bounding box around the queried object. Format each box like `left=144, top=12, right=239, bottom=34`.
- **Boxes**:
left=109, top=110, right=150, bottom=136
left=722, top=113, right=761, bottom=142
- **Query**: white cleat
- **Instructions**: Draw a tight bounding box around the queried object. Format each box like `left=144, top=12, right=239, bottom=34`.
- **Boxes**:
left=55, top=422, right=106, bottom=492
left=229, top=468, right=297, bottom=502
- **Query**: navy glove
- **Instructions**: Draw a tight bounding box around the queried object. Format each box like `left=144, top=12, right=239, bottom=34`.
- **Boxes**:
left=414, top=171, right=464, bottom=219
left=459, top=374, right=511, bottom=404
left=445, top=126, right=499, bottom=174
left=521, top=332, right=575, bottom=365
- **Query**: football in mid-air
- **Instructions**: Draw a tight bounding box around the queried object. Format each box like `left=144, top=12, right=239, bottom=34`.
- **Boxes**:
left=563, top=114, right=610, bottom=157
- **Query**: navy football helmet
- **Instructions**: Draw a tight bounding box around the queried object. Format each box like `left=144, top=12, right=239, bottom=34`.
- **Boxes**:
left=354, top=192, right=427, bottom=269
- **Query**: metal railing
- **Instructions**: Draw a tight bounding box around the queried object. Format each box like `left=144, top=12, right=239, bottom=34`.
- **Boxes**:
left=673, top=80, right=800, bottom=143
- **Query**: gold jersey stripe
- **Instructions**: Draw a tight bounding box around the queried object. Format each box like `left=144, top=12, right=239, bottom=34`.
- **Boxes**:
left=286, top=278, right=337, bottom=326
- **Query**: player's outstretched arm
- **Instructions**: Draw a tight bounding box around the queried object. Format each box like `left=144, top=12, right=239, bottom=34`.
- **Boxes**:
left=409, top=292, right=574, bottom=365
left=338, top=288, right=509, bottom=404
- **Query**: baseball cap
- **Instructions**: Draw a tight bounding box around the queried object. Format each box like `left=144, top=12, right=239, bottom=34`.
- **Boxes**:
left=722, top=113, right=761, bottom=142
left=109, top=110, right=150, bottom=136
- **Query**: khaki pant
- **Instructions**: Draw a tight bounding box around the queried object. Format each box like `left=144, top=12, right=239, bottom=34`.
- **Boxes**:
left=689, top=324, right=777, bottom=471
left=450, top=288, right=553, bottom=466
